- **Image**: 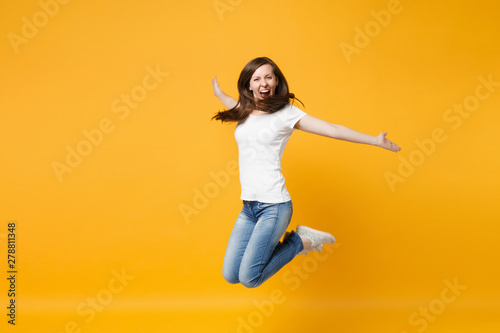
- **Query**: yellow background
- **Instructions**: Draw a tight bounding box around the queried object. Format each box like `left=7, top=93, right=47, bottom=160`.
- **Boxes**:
left=1, top=0, right=499, bottom=332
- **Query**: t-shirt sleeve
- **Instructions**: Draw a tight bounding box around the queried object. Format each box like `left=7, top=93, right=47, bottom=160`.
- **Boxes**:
left=286, top=104, right=307, bottom=129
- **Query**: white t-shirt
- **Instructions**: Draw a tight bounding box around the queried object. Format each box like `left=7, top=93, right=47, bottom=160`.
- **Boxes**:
left=234, top=104, right=307, bottom=203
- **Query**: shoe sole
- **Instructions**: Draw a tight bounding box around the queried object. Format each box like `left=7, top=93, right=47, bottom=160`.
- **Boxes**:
left=297, top=225, right=336, bottom=244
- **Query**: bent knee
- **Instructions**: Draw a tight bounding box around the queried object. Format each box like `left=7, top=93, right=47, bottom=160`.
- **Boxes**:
left=239, top=273, right=263, bottom=289
left=240, top=280, right=261, bottom=288
left=222, top=268, right=240, bottom=285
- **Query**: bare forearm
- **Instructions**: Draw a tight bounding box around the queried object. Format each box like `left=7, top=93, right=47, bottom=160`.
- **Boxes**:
left=329, top=124, right=377, bottom=146
left=217, top=91, right=238, bottom=109
left=295, top=115, right=401, bottom=152
left=212, top=77, right=238, bottom=109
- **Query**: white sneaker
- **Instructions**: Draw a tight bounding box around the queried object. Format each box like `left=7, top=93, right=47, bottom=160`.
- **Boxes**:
left=297, top=243, right=323, bottom=255
left=296, top=225, right=335, bottom=255
left=283, top=230, right=322, bottom=255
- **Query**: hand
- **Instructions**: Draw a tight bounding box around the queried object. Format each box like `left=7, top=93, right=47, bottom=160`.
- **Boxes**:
left=376, top=132, right=401, bottom=152
left=212, top=76, right=222, bottom=98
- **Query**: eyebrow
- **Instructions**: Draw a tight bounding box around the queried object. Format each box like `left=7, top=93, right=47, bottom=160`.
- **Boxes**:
left=252, top=73, right=273, bottom=78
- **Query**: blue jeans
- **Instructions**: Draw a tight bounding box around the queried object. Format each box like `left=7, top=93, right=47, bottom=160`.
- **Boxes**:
left=222, top=200, right=304, bottom=288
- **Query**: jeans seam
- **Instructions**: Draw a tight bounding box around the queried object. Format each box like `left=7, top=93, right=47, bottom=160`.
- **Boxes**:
left=255, top=203, right=288, bottom=280
left=227, top=200, right=294, bottom=287
left=263, top=241, right=298, bottom=276
left=255, top=205, right=279, bottom=272
left=254, top=226, right=299, bottom=287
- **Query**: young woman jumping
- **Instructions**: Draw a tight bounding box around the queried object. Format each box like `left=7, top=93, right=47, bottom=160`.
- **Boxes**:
left=212, top=57, right=401, bottom=288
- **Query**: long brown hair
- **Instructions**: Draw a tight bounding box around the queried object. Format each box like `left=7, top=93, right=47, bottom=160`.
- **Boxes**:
left=212, top=57, right=302, bottom=122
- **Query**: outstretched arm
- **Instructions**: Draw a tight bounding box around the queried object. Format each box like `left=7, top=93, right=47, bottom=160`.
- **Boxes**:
left=294, top=114, right=401, bottom=152
left=212, top=76, right=238, bottom=109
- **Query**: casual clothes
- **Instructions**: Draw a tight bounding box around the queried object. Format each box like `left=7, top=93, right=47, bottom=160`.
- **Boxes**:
left=234, top=104, right=306, bottom=203
left=223, top=104, right=306, bottom=287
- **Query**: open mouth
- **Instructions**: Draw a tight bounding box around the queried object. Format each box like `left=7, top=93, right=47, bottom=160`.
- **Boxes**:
left=260, top=89, right=270, bottom=99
